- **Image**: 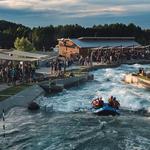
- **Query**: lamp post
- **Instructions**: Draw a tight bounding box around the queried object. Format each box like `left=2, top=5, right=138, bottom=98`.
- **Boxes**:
left=90, top=49, right=94, bottom=67
left=63, top=40, right=67, bottom=73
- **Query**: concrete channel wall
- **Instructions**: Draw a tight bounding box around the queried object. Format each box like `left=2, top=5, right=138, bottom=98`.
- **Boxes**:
left=0, top=85, right=45, bottom=116
left=55, top=73, right=92, bottom=88
left=0, top=73, right=92, bottom=116
left=39, top=72, right=93, bottom=91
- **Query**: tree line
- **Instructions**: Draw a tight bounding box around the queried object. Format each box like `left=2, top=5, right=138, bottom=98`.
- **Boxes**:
left=0, top=20, right=150, bottom=51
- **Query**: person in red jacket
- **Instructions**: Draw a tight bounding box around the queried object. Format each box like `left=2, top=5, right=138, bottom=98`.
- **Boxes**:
left=92, top=97, right=104, bottom=108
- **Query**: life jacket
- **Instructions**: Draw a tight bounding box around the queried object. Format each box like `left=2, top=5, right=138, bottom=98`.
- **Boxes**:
left=108, top=99, right=120, bottom=109
left=108, top=98, right=114, bottom=107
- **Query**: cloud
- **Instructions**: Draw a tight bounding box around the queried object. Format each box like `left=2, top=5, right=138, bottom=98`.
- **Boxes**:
left=0, top=0, right=79, bottom=10
left=64, top=6, right=125, bottom=18
left=0, top=0, right=150, bottom=18
left=0, top=0, right=150, bottom=28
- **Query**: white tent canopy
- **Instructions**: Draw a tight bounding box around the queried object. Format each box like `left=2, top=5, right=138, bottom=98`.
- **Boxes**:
left=0, top=53, right=38, bottom=62
left=6, top=50, right=49, bottom=59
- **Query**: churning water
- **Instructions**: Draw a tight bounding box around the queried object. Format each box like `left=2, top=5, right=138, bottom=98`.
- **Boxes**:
left=0, top=64, right=150, bottom=150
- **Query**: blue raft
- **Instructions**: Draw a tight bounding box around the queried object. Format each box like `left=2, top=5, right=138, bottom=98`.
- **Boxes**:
left=92, top=103, right=120, bottom=116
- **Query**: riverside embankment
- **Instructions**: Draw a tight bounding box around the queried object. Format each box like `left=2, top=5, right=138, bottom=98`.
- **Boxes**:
left=78, top=59, right=150, bottom=72
left=0, top=72, right=94, bottom=115
left=0, top=85, right=45, bottom=115
left=0, top=59, right=149, bottom=115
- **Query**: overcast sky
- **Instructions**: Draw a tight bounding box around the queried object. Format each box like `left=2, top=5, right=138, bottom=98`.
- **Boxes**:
left=0, top=0, right=150, bottom=28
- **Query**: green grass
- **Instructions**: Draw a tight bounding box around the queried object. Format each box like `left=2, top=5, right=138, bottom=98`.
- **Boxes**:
left=0, top=84, right=31, bottom=101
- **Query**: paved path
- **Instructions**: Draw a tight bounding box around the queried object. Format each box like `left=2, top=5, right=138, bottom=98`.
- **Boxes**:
left=0, top=84, right=10, bottom=92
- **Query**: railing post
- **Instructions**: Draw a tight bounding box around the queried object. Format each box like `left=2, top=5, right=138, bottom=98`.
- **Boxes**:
left=2, top=109, right=6, bottom=138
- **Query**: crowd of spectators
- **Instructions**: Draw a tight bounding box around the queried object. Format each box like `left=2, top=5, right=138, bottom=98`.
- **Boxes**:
left=91, top=48, right=150, bottom=64
left=0, top=48, right=150, bottom=84
left=0, top=62, right=36, bottom=85
left=50, top=48, right=150, bottom=69
left=46, top=57, right=74, bottom=76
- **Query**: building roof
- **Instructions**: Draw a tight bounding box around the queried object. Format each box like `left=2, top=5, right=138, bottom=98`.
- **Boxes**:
left=6, top=50, right=49, bottom=59
left=70, top=37, right=140, bottom=48
left=0, top=53, right=38, bottom=61
left=78, top=37, right=136, bottom=40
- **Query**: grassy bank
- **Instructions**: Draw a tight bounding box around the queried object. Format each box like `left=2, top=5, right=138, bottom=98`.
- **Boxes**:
left=0, top=84, right=31, bottom=101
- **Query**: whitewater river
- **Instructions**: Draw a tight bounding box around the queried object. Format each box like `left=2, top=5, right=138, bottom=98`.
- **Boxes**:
left=0, top=64, right=150, bottom=150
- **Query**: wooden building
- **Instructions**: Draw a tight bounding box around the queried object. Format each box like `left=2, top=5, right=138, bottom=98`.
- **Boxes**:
left=58, top=37, right=140, bottom=58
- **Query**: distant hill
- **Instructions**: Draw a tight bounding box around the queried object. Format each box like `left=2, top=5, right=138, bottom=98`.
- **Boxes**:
left=0, top=20, right=29, bottom=31
left=0, top=20, right=31, bottom=49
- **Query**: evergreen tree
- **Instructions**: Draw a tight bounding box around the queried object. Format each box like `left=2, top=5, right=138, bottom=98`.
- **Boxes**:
left=0, top=20, right=150, bottom=49
left=14, top=37, right=35, bottom=51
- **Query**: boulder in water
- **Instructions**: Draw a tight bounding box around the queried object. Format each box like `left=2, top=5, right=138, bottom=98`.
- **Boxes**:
left=87, top=74, right=94, bottom=80
left=28, top=102, right=40, bottom=111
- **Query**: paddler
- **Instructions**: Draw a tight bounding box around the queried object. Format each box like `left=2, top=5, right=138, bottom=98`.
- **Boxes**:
left=108, top=96, right=120, bottom=109
left=113, top=97, right=120, bottom=109
left=92, top=97, right=104, bottom=108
